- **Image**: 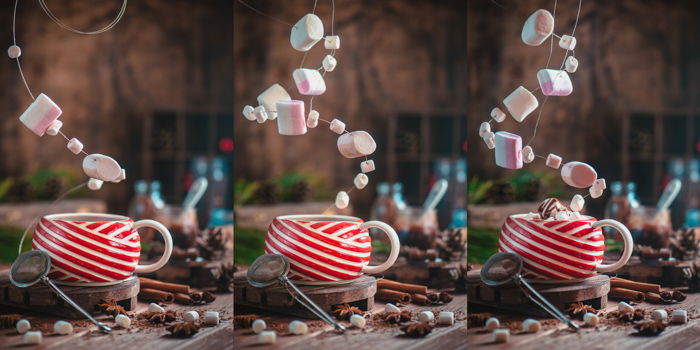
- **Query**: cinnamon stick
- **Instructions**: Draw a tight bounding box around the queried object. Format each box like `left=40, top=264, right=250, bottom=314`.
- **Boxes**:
left=610, top=277, right=661, bottom=294
left=174, top=293, right=194, bottom=305
left=411, top=294, right=431, bottom=306
left=139, top=277, right=190, bottom=294
left=375, top=289, right=411, bottom=304
left=641, top=248, right=671, bottom=260
left=644, top=292, right=664, bottom=304
left=439, top=292, right=453, bottom=303
left=376, top=279, right=428, bottom=295
left=139, top=288, right=175, bottom=303
left=609, top=287, right=645, bottom=303
left=426, top=292, right=440, bottom=303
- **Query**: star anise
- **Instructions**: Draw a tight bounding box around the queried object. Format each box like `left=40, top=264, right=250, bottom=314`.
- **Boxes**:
left=565, top=302, right=597, bottom=320
left=660, top=291, right=674, bottom=302
left=144, top=310, right=178, bottom=324
left=401, top=322, right=433, bottom=337
left=0, top=314, right=21, bottom=328
left=233, top=314, right=259, bottom=328
left=190, top=291, right=217, bottom=304
left=467, top=313, right=493, bottom=327
left=332, top=304, right=364, bottom=320
left=672, top=290, right=686, bottom=302
left=98, top=299, right=127, bottom=316
left=167, top=322, right=200, bottom=338
left=634, top=320, right=666, bottom=336
left=384, top=310, right=412, bottom=324
left=616, top=309, right=645, bottom=322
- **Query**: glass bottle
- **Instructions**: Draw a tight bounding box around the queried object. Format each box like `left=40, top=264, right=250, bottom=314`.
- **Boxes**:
left=150, top=181, right=165, bottom=210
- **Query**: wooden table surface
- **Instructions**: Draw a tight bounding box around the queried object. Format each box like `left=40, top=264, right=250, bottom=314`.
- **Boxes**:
left=234, top=294, right=468, bottom=349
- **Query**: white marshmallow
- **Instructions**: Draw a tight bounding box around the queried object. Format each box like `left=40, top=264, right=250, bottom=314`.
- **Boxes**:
left=330, top=118, right=346, bottom=134
left=618, top=302, right=634, bottom=313
left=115, top=169, right=126, bottom=182
left=252, top=319, right=266, bottom=333
left=83, top=154, right=122, bottom=182
left=276, top=100, right=307, bottom=136
left=555, top=210, right=571, bottom=220
left=521, top=318, right=541, bottom=333
left=593, top=178, right=606, bottom=191
left=254, top=105, right=268, bottom=124
left=19, top=93, right=62, bottom=136
left=561, top=161, right=598, bottom=188
left=418, top=311, right=434, bottom=323
left=338, top=131, right=376, bottom=158
left=479, top=122, right=491, bottom=138
left=570, top=194, right=585, bottom=212
left=204, top=311, right=220, bottom=325
left=537, top=69, right=573, bottom=96
left=183, top=311, right=199, bottom=322
left=521, top=9, right=554, bottom=46
left=546, top=153, right=562, bottom=169
left=672, top=310, right=688, bottom=324
left=559, top=35, right=577, bottom=50
left=384, top=303, right=400, bottom=313
left=350, top=314, right=366, bottom=328
left=361, top=160, right=375, bottom=173
left=494, top=131, right=523, bottom=169
left=115, top=314, right=131, bottom=328
left=242, top=105, right=256, bottom=121
left=289, top=320, right=309, bottom=334
left=490, top=107, right=506, bottom=123
left=571, top=211, right=583, bottom=220
left=335, top=190, right=349, bottom=209
left=492, top=329, right=509, bottom=343
left=87, top=178, right=103, bottom=191
left=257, top=330, right=277, bottom=344
left=523, top=145, right=535, bottom=163
left=307, top=110, right=320, bottom=128
left=583, top=312, right=598, bottom=326
left=293, top=68, right=327, bottom=95
left=354, top=173, right=369, bottom=189
left=16, top=319, right=31, bottom=334
left=485, top=317, right=500, bottom=331
left=324, top=36, right=340, bottom=50
left=148, top=303, right=165, bottom=313
left=652, top=309, right=668, bottom=321
left=503, top=86, right=539, bottom=122
left=484, top=132, right=496, bottom=149
left=565, top=56, right=578, bottom=73
left=53, top=320, right=73, bottom=335
left=589, top=186, right=603, bottom=199
left=290, top=14, right=324, bottom=51
left=257, top=84, right=291, bottom=120
left=46, top=120, right=63, bottom=136
left=322, top=55, right=337, bottom=72
left=67, top=138, right=84, bottom=154
left=8, top=45, right=21, bottom=59
left=437, top=311, right=454, bottom=325
left=23, top=331, right=42, bottom=345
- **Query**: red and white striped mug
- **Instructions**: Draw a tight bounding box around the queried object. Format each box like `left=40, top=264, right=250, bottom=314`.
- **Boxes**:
left=499, top=214, right=633, bottom=281
left=264, top=214, right=400, bottom=284
left=32, top=213, right=173, bottom=286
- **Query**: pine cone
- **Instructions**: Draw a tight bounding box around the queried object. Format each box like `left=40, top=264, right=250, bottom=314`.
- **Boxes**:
left=435, top=228, right=468, bottom=261
left=254, top=181, right=280, bottom=204
left=213, top=261, right=235, bottom=293
left=489, top=182, right=514, bottom=204
left=289, top=179, right=312, bottom=203
left=44, top=176, right=65, bottom=199
left=8, top=179, right=33, bottom=202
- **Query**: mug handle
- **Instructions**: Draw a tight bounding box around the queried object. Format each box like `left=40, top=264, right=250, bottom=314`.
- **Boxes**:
left=592, top=219, right=633, bottom=273
left=359, top=221, right=400, bottom=274
left=133, top=220, right=173, bottom=274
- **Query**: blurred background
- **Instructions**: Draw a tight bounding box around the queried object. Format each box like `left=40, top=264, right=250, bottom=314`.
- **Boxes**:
left=234, top=0, right=468, bottom=265
left=467, top=0, right=700, bottom=263
left=0, top=0, right=233, bottom=265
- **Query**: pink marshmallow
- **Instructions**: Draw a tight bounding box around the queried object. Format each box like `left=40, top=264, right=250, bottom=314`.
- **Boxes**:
left=537, top=69, right=573, bottom=96
left=276, top=100, right=307, bottom=136
left=19, top=93, right=62, bottom=136
left=293, top=68, right=326, bottom=95
left=494, top=131, right=523, bottom=169
left=561, top=161, right=597, bottom=188
left=546, top=153, right=562, bottom=169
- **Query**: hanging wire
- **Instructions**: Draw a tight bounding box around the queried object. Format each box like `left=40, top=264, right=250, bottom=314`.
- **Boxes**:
left=37, top=0, right=128, bottom=35
left=237, top=0, right=295, bottom=28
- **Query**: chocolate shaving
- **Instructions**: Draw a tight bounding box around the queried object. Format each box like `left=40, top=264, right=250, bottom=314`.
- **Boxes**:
left=615, top=309, right=645, bottom=322
left=565, top=302, right=597, bottom=320
left=634, top=320, right=666, bottom=336
left=332, top=304, right=364, bottom=320
left=143, top=311, right=178, bottom=324
left=167, top=322, right=200, bottom=337
left=0, top=314, right=21, bottom=328
left=98, top=299, right=127, bottom=316
left=233, top=314, right=259, bottom=328
left=401, top=322, right=433, bottom=337
left=384, top=310, right=412, bottom=324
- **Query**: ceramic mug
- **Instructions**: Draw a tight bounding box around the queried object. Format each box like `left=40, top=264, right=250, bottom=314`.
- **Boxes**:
left=32, top=213, right=173, bottom=286
left=499, top=213, right=633, bottom=281
left=265, top=214, right=400, bottom=284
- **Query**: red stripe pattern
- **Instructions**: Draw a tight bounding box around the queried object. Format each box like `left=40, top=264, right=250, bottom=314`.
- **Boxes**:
left=265, top=217, right=371, bottom=283
left=32, top=217, right=141, bottom=284
left=498, top=215, right=604, bottom=280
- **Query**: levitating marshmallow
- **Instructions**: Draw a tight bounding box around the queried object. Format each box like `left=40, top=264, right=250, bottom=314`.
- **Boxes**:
left=546, top=153, right=562, bottom=169
left=23, top=331, right=42, bottom=345
left=485, top=317, right=500, bottom=331
left=252, top=319, right=266, bottom=333
left=253, top=106, right=268, bottom=124
left=116, top=169, right=126, bottom=182
left=479, top=122, right=491, bottom=138
left=257, top=330, right=277, bottom=344
left=329, top=118, right=346, bottom=134
left=335, top=191, right=349, bottom=209
left=537, top=69, right=573, bottom=96
left=53, top=320, right=73, bottom=335
left=490, top=107, right=506, bottom=123
left=561, top=161, right=597, bottom=188
left=589, top=186, right=603, bottom=199
left=559, top=35, right=577, bottom=50
left=522, top=145, right=534, bottom=163
left=565, top=56, right=578, bottom=73
left=7, top=45, right=21, bottom=59
left=307, top=110, right=319, bottom=128
left=242, top=105, right=256, bottom=121
left=276, top=100, right=307, bottom=136
left=257, top=84, right=291, bottom=120
left=19, top=93, right=62, bottom=136
left=593, top=178, right=606, bottom=191
left=350, top=314, right=366, bottom=328
left=88, top=178, right=103, bottom=191
left=418, top=311, right=434, bottom=323
left=338, top=131, right=376, bottom=158
left=492, top=329, right=509, bottom=343
left=183, top=311, right=199, bottom=322
left=570, top=194, right=585, bottom=212
left=83, top=154, right=122, bottom=182
left=115, top=314, right=131, bottom=328
left=324, top=35, right=340, bottom=50
left=289, top=320, right=309, bottom=334
left=46, top=120, right=63, bottom=136
left=618, top=302, right=634, bottom=313
left=354, top=173, right=369, bottom=190
left=503, top=86, right=539, bottom=122
left=672, top=310, right=688, bottom=324
left=384, top=303, right=400, bottom=313
left=290, top=14, right=324, bottom=51
left=67, top=138, right=83, bottom=154
left=16, top=319, right=30, bottom=334
left=484, top=132, right=495, bottom=149
left=495, top=131, right=523, bottom=169
left=204, top=311, right=220, bottom=325
left=651, top=309, right=667, bottom=321
left=521, top=319, right=541, bottom=333
left=322, top=55, right=337, bottom=72
left=361, top=160, right=375, bottom=173
left=521, top=9, right=554, bottom=46
left=293, top=68, right=327, bottom=95
left=583, top=312, right=599, bottom=326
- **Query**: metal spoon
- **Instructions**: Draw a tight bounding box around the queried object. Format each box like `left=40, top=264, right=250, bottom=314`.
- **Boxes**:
left=480, top=252, right=579, bottom=330
left=247, top=254, right=346, bottom=333
left=10, top=250, right=112, bottom=333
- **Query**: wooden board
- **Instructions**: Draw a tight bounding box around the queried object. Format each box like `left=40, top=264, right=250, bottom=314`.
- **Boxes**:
left=149, top=259, right=223, bottom=288
left=234, top=272, right=376, bottom=319
left=603, top=255, right=693, bottom=286
left=381, top=257, right=460, bottom=289
left=466, top=269, right=609, bottom=317
left=0, top=272, right=139, bottom=319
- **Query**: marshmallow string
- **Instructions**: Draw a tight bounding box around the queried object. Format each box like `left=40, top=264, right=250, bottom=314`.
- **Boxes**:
left=38, top=0, right=127, bottom=35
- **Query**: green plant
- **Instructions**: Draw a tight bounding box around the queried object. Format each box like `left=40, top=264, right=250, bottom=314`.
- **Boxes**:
left=467, top=177, right=493, bottom=204
left=467, top=227, right=500, bottom=263
left=234, top=227, right=267, bottom=265
left=233, top=179, right=260, bottom=205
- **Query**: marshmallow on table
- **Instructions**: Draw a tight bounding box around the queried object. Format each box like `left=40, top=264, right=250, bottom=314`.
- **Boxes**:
left=361, top=160, right=375, bottom=173
left=350, top=314, right=366, bottom=328
left=618, top=302, right=634, bottom=313
left=257, top=83, right=291, bottom=120
left=494, top=131, right=523, bottom=169
left=384, top=303, right=400, bottom=313
left=290, top=14, right=324, bottom=51
left=559, top=35, right=577, bottom=50
left=46, top=120, right=63, bottom=136
left=337, top=131, right=376, bottom=158
left=322, top=54, right=337, bottom=72
left=484, top=132, right=495, bottom=149
left=293, top=68, right=327, bottom=95
left=418, top=311, right=434, bottom=323
left=522, top=318, right=541, bottom=333
left=546, top=153, right=562, bottom=169
left=242, top=105, right=256, bottom=121
left=252, top=319, right=266, bottom=333
left=8, top=45, right=21, bottom=58
left=83, top=154, right=122, bottom=182
left=204, top=311, right=220, bottom=325
left=485, top=317, right=500, bottom=331
left=276, top=100, right=307, bottom=136
left=330, top=118, right=346, bottom=134
left=490, top=107, right=506, bottom=123
left=16, top=319, right=31, bottom=334
left=583, top=312, right=599, bottom=326
left=289, top=320, right=309, bottom=334
left=115, top=314, right=131, bottom=328
left=23, top=331, right=42, bottom=345
left=479, top=122, right=491, bottom=138
left=521, top=9, right=554, bottom=46
left=257, top=330, right=277, bottom=345
left=437, top=311, right=454, bottom=325
left=652, top=309, right=668, bottom=321
left=492, top=329, right=509, bottom=343
left=54, top=320, right=73, bottom=335
left=503, top=86, right=539, bottom=122
left=561, top=161, right=597, bottom=188
left=570, top=194, right=585, bottom=212
left=335, top=191, right=349, bottom=209
left=87, top=178, right=104, bottom=191
left=67, top=138, right=83, bottom=154
left=183, top=311, right=199, bottom=322
left=522, top=145, right=534, bottom=163
left=307, top=110, right=320, bottom=128
left=672, top=310, right=688, bottom=324
left=537, top=69, right=573, bottom=96
left=324, top=35, right=340, bottom=50
left=19, top=93, right=62, bottom=136
left=148, top=303, right=165, bottom=313
left=253, top=106, right=268, bottom=123
left=565, top=56, right=579, bottom=73
left=354, top=173, right=368, bottom=189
